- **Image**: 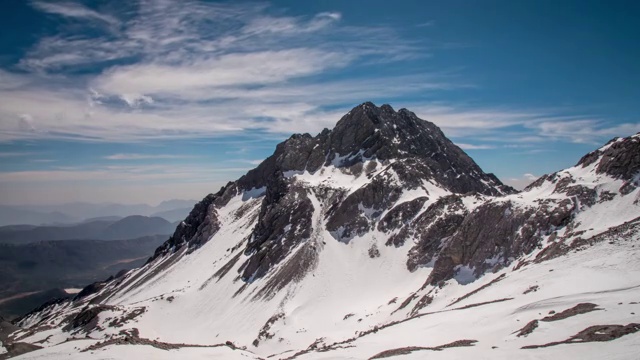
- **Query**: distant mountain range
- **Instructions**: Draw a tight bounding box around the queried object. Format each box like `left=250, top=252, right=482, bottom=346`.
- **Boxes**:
left=0, top=215, right=179, bottom=244
left=0, top=214, right=183, bottom=319
left=0, top=199, right=196, bottom=227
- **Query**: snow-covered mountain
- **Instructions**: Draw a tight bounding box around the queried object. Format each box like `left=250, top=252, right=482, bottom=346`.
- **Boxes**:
left=2, top=102, right=639, bottom=360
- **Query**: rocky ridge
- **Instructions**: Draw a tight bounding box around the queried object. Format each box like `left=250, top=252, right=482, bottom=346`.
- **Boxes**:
left=152, top=102, right=515, bottom=285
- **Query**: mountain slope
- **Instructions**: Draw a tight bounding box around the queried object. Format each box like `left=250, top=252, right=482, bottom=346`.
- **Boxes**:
left=0, top=235, right=168, bottom=319
left=4, top=103, right=639, bottom=360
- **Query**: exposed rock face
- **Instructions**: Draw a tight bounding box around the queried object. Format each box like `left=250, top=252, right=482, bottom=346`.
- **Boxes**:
left=403, top=196, right=468, bottom=272
left=426, top=197, right=576, bottom=285
left=326, top=169, right=404, bottom=240
left=149, top=193, right=223, bottom=261
left=578, top=133, right=640, bottom=180
left=234, top=102, right=514, bottom=196
left=240, top=178, right=315, bottom=282
left=234, top=103, right=513, bottom=281
left=149, top=102, right=515, bottom=285
left=576, top=133, right=640, bottom=194
left=378, top=196, right=429, bottom=234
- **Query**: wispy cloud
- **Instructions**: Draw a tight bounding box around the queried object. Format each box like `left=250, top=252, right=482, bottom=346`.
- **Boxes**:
left=0, top=0, right=440, bottom=142
left=231, top=159, right=265, bottom=166
left=30, top=1, right=120, bottom=27
left=531, top=119, right=640, bottom=144
left=503, top=173, right=539, bottom=190
left=0, top=151, right=36, bottom=158
left=455, top=143, right=496, bottom=150
left=0, top=164, right=249, bottom=183
left=104, top=153, right=195, bottom=160
left=0, top=0, right=634, bottom=148
left=411, top=105, right=640, bottom=145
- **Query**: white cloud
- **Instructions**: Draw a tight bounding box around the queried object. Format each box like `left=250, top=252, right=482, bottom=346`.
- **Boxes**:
left=104, top=153, right=194, bottom=160
left=410, top=105, right=543, bottom=136
left=0, top=181, right=225, bottom=206
left=0, top=70, right=31, bottom=90
left=0, top=0, right=633, bottom=148
left=532, top=119, right=640, bottom=144
left=93, top=49, right=350, bottom=98
left=30, top=1, right=120, bottom=27
left=503, top=173, right=539, bottom=190
left=0, top=164, right=249, bottom=183
left=455, top=143, right=496, bottom=150
left=120, top=94, right=154, bottom=108
left=232, top=159, right=266, bottom=166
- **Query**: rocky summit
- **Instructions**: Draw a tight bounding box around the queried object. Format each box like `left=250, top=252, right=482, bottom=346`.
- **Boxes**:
left=3, top=102, right=640, bottom=360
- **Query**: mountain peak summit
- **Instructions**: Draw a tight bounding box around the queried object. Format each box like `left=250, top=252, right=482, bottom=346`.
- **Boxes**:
left=232, top=102, right=514, bottom=197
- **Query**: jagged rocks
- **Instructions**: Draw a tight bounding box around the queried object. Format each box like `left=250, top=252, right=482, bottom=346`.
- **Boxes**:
left=594, top=135, right=640, bottom=180
left=405, top=196, right=468, bottom=271
left=377, top=196, right=429, bottom=233
left=143, top=102, right=515, bottom=286
left=577, top=134, right=640, bottom=194
left=240, top=178, right=314, bottom=282
left=327, top=170, right=403, bottom=241
left=150, top=193, right=222, bottom=261
left=62, top=305, right=114, bottom=332
left=426, top=199, right=572, bottom=285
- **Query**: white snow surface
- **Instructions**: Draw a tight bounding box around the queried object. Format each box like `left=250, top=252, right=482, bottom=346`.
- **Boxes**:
left=11, top=150, right=640, bottom=359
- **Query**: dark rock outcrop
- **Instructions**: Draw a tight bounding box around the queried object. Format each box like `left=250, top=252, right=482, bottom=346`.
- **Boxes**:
left=578, top=133, right=640, bottom=181
left=327, top=169, right=403, bottom=241
left=426, top=197, right=575, bottom=285
left=400, top=196, right=468, bottom=271
left=234, top=102, right=515, bottom=282
left=149, top=193, right=223, bottom=261
left=232, top=102, right=514, bottom=196
left=240, top=179, right=315, bottom=282
left=377, top=196, right=429, bottom=233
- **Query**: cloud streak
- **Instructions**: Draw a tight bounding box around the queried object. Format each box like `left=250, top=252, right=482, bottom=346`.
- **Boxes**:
left=104, top=153, right=196, bottom=160
left=455, top=143, right=496, bottom=150
left=0, top=0, right=634, bottom=148
left=0, top=164, right=249, bottom=183
left=30, top=1, right=120, bottom=27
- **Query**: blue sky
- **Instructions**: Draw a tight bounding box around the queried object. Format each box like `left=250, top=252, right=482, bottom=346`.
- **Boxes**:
left=0, top=0, right=638, bottom=205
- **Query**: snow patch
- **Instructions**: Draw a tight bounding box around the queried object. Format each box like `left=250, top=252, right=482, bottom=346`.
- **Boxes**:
left=242, top=187, right=266, bottom=201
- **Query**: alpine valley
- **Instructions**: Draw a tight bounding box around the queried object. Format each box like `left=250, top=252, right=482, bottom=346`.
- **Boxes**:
left=2, top=102, right=639, bottom=359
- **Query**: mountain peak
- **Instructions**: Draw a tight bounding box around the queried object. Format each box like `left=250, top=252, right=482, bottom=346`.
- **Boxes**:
left=332, top=101, right=451, bottom=160
left=233, top=102, right=513, bottom=197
